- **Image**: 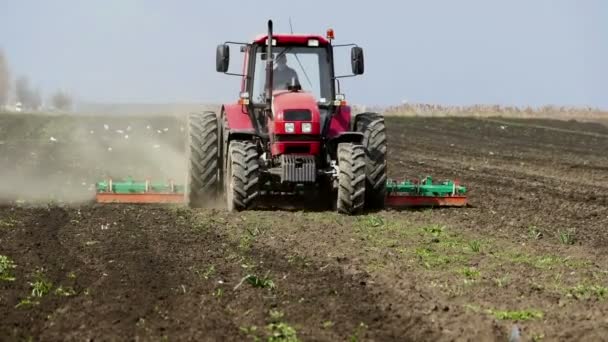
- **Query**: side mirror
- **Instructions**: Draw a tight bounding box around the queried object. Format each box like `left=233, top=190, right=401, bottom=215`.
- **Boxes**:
left=216, top=44, right=230, bottom=73
left=351, top=46, right=364, bottom=75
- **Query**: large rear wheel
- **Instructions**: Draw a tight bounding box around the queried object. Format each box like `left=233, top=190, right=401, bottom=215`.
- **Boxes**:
left=187, top=111, right=221, bottom=207
left=224, top=140, right=260, bottom=211
left=355, top=112, right=387, bottom=210
left=336, top=143, right=366, bottom=215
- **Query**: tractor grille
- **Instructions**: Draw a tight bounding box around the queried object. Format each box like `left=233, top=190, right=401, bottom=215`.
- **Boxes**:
left=280, top=155, right=316, bottom=183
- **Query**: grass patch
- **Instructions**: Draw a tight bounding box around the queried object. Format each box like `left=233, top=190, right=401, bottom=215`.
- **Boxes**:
left=558, top=229, right=576, bottom=245
left=499, top=251, right=585, bottom=270
left=240, top=310, right=300, bottom=342
left=422, top=224, right=444, bottom=237
left=286, top=255, right=311, bottom=268
left=460, top=267, right=480, bottom=279
left=0, top=255, right=17, bottom=281
left=528, top=225, right=543, bottom=240
left=414, top=245, right=469, bottom=270
left=212, top=288, right=224, bottom=298
left=567, top=284, right=608, bottom=300
left=468, top=240, right=481, bottom=253
left=349, top=322, right=369, bottom=342
left=54, top=285, right=76, bottom=297
left=245, top=273, right=276, bottom=290
left=30, top=274, right=53, bottom=298
left=194, top=265, right=216, bottom=280
left=267, top=322, right=299, bottom=342
left=489, top=309, right=544, bottom=321
left=364, top=215, right=384, bottom=228
left=321, top=320, right=334, bottom=329
left=353, top=215, right=417, bottom=249
left=493, top=276, right=510, bottom=288
left=0, top=218, right=19, bottom=228
left=15, top=298, right=40, bottom=308
left=15, top=271, right=54, bottom=309
left=415, top=247, right=451, bottom=269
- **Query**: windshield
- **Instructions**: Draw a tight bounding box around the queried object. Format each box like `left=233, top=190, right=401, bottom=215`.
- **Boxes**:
left=251, top=46, right=333, bottom=105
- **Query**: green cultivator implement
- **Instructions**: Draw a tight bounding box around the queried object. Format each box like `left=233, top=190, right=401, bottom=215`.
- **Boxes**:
left=95, top=176, right=467, bottom=208
left=385, top=176, right=467, bottom=207
left=95, top=178, right=185, bottom=203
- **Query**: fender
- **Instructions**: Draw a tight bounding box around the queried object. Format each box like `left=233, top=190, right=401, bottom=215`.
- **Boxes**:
left=220, top=103, right=257, bottom=174
left=328, top=105, right=352, bottom=139
left=223, top=103, right=255, bottom=133
left=352, top=111, right=383, bottom=131
left=326, top=132, right=364, bottom=159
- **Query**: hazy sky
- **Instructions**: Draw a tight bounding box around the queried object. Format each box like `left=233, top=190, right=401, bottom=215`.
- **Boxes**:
left=1, top=0, right=606, bottom=108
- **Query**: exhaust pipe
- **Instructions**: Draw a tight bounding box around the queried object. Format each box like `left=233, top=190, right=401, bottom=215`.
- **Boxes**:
left=265, top=19, right=273, bottom=108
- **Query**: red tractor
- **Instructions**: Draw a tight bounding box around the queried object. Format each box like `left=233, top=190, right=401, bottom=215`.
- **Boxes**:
left=187, top=20, right=387, bottom=214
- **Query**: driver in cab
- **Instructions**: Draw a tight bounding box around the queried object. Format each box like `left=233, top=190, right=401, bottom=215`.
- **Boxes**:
left=273, top=54, right=300, bottom=90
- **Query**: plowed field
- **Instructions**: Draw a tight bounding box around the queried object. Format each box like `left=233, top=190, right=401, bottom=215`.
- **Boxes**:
left=1, top=113, right=607, bottom=341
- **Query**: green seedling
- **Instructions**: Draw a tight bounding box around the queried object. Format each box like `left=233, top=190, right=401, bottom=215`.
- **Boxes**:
left=558, top=229, right=576, bottom=245
left=460, top=267, right=480, bottom=279
left=349, top=322, right=369, bottom=342
left=493, top=276, right=510, bottom=288
left=267, top=322, right=299, bottom=342
left=422, top=224, right=445, bottom=237
left=54, top=286, right=76, bottom=297
left=15, top=298, right=40, bottom=309
left=269, top=309, right=285, bottom=322
left=213, top=288, right=224, bottom=298
left=0, top=255, right=17, bottom=281
left=490, top=309, right=543, bottom=321
left=30, top=277, right=53, bottom=298
left=415, top=247, right=451, bottom=269
left=321, top=320, right=335, bottom=329
left=567, top=284, right=608, bottom=300
left=0, top=218, right=19, bottom=228
left=468, top=240, right=481, bottom=253
left=244, top=273, right=276, bottom=290
left=528, top=226, right=543, bottom=240
left=365, top=215, right=384, bottom=228
left=195, top=265, right=216, bottom=280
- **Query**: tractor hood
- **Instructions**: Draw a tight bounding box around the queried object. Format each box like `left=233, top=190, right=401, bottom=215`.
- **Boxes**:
left=272, top=91, right=320, bottom=122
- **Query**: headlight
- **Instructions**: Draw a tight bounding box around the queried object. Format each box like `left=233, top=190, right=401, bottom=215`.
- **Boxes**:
left=284, top=122, right=295, bottom=133
left=301, top=123, right=312, bottom=133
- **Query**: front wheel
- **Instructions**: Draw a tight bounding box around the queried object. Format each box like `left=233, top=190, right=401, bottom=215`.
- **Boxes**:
left=224, top=140, right=260, bottom=211
left=336, top=143, right=366, bottom=215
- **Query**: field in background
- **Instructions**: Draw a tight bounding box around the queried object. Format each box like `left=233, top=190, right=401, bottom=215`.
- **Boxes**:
left=381, top=103, right=608, bottom=124
left=1, top=111, right=607, bottom=341
left=25, top=102, right=608, bottom=124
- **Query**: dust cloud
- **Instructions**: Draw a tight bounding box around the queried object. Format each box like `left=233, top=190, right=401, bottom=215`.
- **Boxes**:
left=0, top=112, right=188, bottom=204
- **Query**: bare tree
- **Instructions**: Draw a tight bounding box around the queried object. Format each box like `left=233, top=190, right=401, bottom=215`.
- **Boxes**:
left=51, top=90, right=72, bottom=111
left=0, top=50, right=9, bottom=107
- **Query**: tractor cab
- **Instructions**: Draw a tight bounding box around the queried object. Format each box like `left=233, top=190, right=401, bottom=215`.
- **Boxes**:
left=248, top=35, right=334, bottom=106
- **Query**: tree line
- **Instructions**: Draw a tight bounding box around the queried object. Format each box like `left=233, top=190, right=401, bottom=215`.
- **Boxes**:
left=0, top=49, right=73, bottom=111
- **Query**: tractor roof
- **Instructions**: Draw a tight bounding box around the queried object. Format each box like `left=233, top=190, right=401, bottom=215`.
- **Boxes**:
left=252, top=34, right=330, bottom=46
